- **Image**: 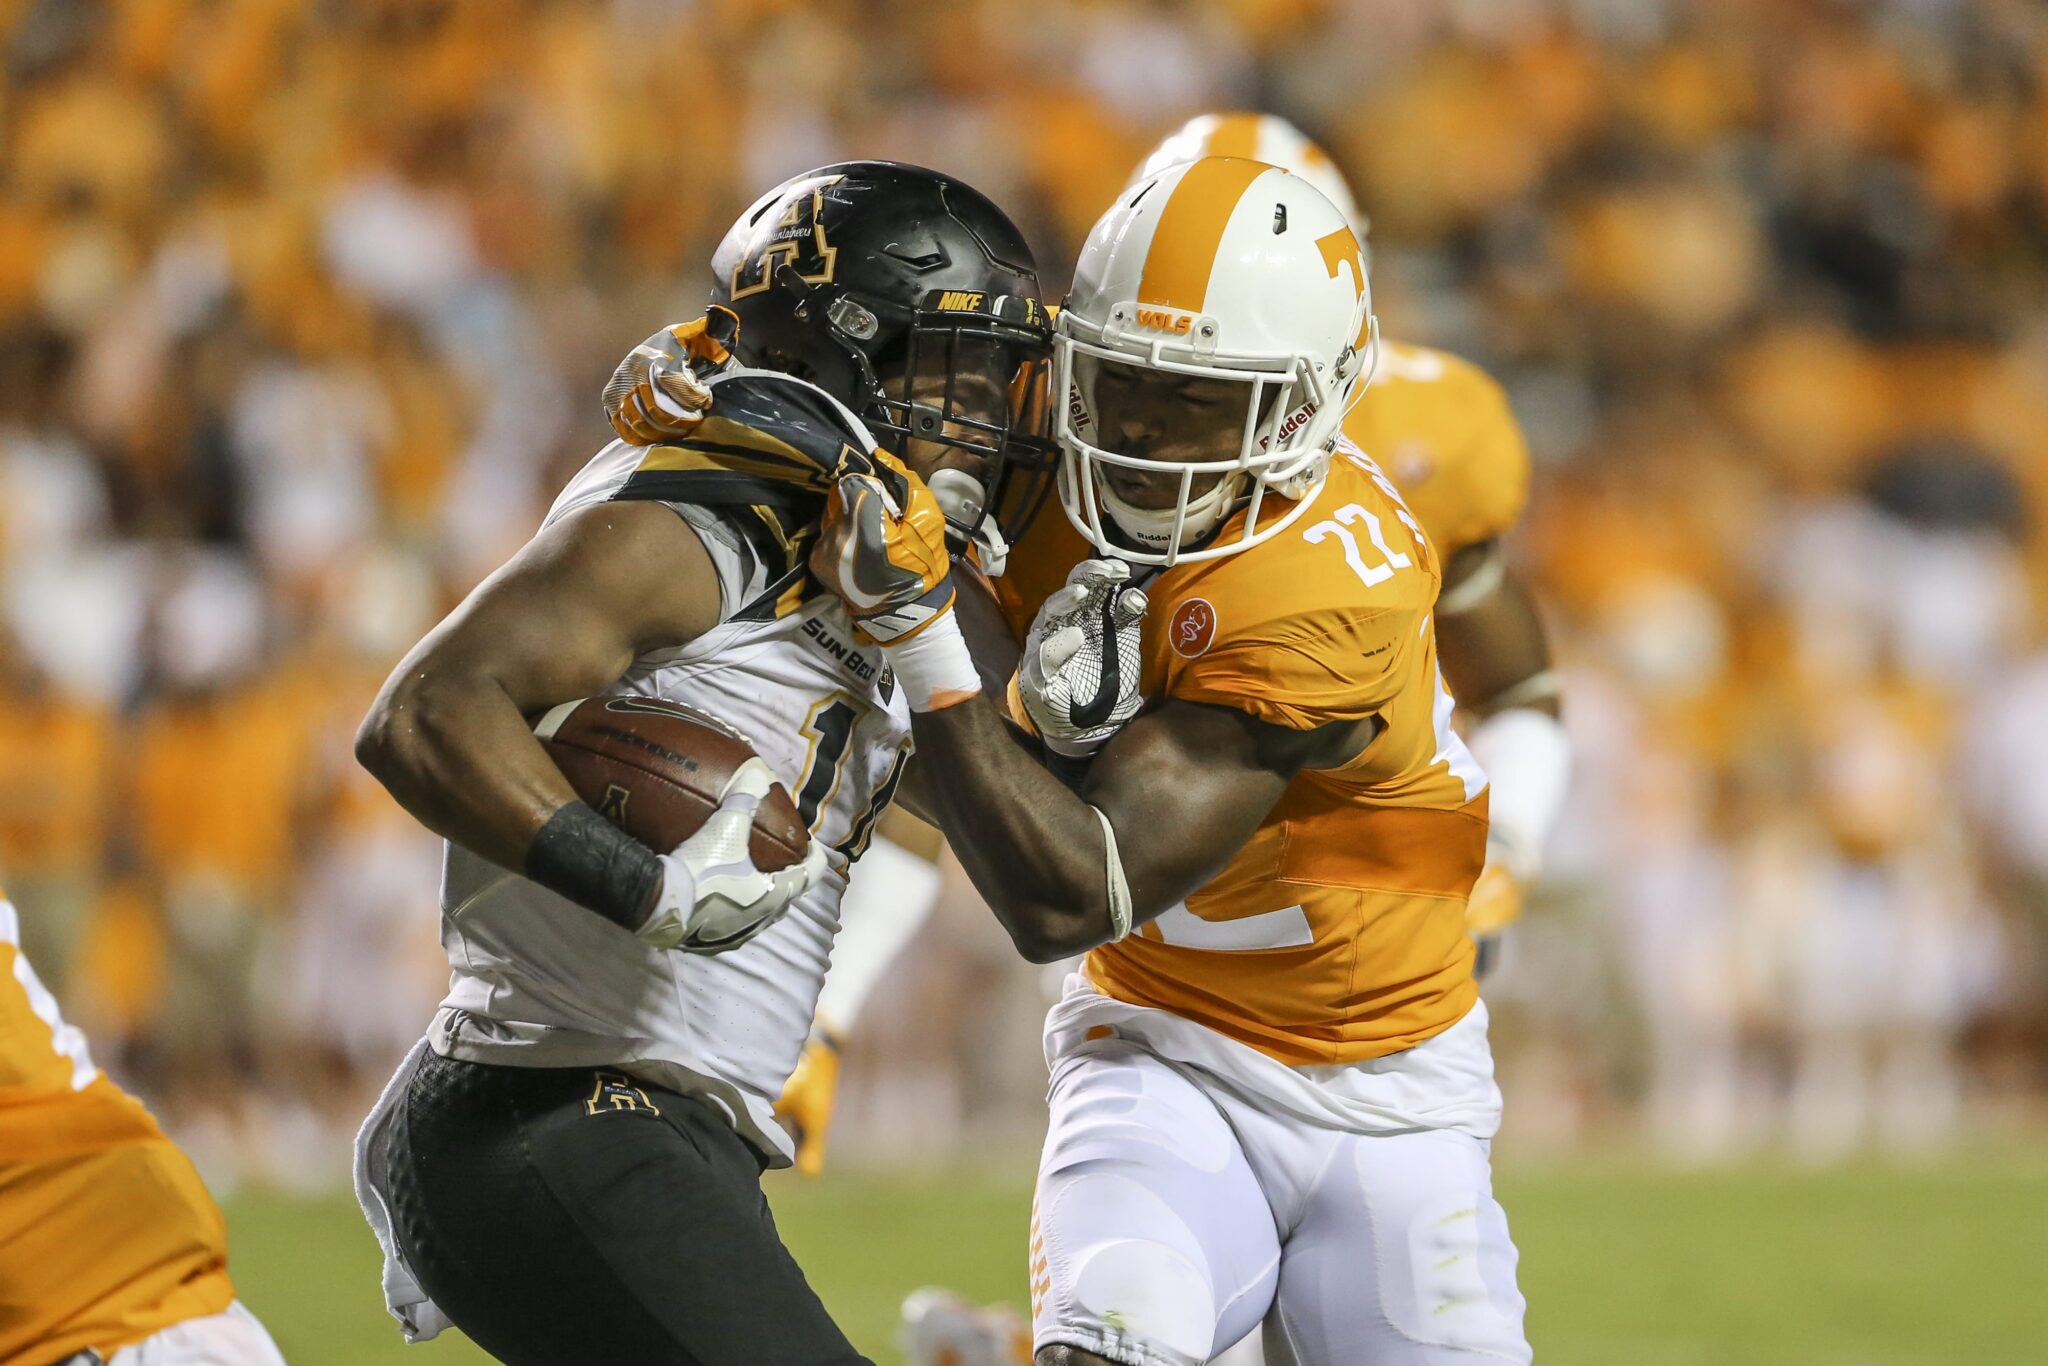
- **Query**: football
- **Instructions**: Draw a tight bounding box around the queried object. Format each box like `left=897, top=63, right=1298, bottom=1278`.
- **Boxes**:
left=533, top=695, right=810, bottom=871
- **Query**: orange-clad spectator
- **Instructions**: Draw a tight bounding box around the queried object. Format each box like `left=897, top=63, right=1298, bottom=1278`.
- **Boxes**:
left=129, top=552, right=310, bottom=1093
left=0, top=671, right=113, bottom=971
left=9, top=74, right=171, bottom=218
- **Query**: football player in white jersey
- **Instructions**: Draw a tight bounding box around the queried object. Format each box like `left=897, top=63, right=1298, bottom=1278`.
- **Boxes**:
left=351, top=162, right=1060, bottom=1366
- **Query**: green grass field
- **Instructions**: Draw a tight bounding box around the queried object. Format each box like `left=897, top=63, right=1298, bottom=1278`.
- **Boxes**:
left=225, top=1159, right=2048, bottom=1364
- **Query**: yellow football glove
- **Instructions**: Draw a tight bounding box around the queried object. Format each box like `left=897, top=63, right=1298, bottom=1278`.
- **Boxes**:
left=602, top=311, right=734, bottom=445
left=775, top=1029, right=843, bottom=1178
left=810, top=447, right=957, bottom=645
left=1465, top=861, right=1523, bottom=978
left=811, top=448, right=984, bottom=711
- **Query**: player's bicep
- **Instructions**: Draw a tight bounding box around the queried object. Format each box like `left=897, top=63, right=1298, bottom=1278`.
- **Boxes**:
left=407, top=501, right=725, bottom=710
left=1080, top=698, right=1323, bottom=922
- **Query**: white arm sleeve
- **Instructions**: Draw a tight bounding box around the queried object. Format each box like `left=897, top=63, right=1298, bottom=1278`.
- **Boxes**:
left=1468, top=707, right=1573, bottom=880
left=813, top=834, right=944, bottom=1037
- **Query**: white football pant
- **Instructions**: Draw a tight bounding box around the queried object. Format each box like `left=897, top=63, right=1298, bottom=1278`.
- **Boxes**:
left=1030, top=1038, right=1529, bottom=1366
left=105, top=1302, right=287, bottom=1366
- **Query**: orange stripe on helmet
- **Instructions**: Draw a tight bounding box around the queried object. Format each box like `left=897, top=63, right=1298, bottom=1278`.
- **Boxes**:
left=1203, top=113, right=1264, bottom=159
left=1136, top=156, right=1269, bottom=314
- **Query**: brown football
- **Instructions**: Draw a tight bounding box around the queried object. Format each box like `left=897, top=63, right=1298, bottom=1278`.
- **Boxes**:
left=534, top=696, right=808, bottom=871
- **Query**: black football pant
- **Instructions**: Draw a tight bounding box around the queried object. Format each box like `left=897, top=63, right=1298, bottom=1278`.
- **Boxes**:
left=384, top=1049, right=870, bottom=1366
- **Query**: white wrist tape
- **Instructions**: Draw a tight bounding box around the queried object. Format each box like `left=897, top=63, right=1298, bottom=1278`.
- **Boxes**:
left=1091, top=804, right=1133, bottom=943
left=884, top=609, right=982, bottom=713
left=1468, top=707, right=1572, bottom=880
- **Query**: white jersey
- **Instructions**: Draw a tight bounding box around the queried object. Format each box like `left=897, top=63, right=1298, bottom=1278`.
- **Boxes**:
left=427, top=368, right=911, bottom=1164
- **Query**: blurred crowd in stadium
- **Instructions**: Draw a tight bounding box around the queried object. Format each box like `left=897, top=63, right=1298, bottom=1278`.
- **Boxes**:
left=2, top=0, right=2045, bottom=1186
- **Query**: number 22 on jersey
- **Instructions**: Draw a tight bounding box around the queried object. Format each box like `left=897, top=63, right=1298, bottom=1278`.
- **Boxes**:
left=1304, top=503, right=1411, bottom=587
left=1303, top=449, right=1428, bottom=587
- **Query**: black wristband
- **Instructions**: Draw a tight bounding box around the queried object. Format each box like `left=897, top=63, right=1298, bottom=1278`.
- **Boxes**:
left=524, top=801, right=663, bottom=933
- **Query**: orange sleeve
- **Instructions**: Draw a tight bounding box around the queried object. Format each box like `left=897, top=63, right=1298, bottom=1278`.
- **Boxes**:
left=1168, top=605, right=1425, bottom=730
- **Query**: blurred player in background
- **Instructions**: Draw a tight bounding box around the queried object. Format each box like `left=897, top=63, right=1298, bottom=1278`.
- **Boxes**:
left=809, top=156, right=1530, bottom=1364
left=351, top=163, right=1059, bottom=1364
left=686, top=113, right=1573, bottom=1190
left=0, top=887, right=285, bottom=1365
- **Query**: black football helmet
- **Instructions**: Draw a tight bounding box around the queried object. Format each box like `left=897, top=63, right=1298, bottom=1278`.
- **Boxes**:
left=708, top=161, right=1056, bottom=551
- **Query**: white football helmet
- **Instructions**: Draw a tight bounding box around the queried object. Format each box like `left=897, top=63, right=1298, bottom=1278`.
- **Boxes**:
left=1132, top=112, right=1365, bottom=241
left=1055, top=155, right=1378, bottom=565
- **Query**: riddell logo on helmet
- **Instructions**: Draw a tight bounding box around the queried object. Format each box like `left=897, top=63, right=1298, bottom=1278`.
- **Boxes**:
left=1258, top=400, right=1319, bottom=450
left=1133, top=307, right=1194, bottom=334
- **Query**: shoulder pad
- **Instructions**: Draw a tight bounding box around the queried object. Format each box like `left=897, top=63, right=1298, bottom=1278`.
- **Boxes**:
left=609, top=368, right=876, bottom=598
left=611, top=368, right=874, bottom=511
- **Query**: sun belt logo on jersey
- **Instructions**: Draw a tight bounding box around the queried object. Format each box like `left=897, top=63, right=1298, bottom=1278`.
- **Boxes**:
left=1170, top=597, right=1217, bottom=657
left=1133, top=306, right=1195, bottom=335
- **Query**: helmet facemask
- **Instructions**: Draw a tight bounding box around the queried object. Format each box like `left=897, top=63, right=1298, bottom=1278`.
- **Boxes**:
left=816, top=285, right=1057, bottom=569
left=1055, top=306, right=1378, bottom=566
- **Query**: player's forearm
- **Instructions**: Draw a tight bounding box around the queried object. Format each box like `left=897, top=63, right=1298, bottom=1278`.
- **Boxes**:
left=909, top=696, right=1117, bottom=963
left=356, top=663, right=580, bottom=873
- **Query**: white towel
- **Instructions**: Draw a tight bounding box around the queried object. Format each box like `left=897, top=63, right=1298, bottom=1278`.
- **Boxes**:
left=351, top=1039, right=455, bottom=1344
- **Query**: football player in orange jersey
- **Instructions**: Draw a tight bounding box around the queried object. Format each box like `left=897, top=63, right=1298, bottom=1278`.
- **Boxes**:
left=808, top=158, right=1530, bottom=1365
left=0, top=888, right=286, bottom=1366
left=1132, top=113, right=1569, bottom=978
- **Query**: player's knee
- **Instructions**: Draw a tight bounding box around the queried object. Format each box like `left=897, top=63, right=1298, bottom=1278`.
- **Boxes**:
left=1038, top=1167, right=1218, bottom=1364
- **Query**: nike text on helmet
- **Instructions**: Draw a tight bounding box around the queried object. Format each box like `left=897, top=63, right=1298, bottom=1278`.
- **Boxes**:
left=1055, top=156, right=1380, bottom=566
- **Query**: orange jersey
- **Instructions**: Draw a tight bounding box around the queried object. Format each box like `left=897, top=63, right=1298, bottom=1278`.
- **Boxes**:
left=0, top=892, right=234, bottom=1365
left=1344, top=341, right=1530, bottom=559
left=999, top=445, right=1489, bottom=1065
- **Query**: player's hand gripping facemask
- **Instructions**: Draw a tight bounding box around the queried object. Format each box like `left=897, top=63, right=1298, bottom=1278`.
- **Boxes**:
left=809, top=448, right=982, bottom=714
left=1013, top=560, right=1148, bottom=758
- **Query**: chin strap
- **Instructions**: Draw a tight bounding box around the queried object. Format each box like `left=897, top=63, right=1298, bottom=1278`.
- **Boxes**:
left=1095, top=470, right=1246, bottom=551
left=929, top=468, right=1009, bottom=576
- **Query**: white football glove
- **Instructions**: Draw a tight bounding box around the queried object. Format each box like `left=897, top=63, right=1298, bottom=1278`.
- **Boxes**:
left=639, top=758, right=829, bottom=953
left=1019, top=559, right=1148, bottom=758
